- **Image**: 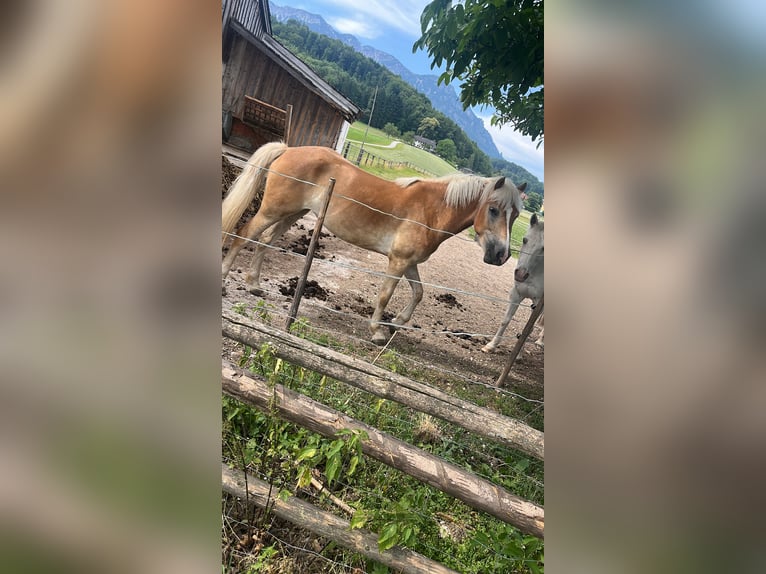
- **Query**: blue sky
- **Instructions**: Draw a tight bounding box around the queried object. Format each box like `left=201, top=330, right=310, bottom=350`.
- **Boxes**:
left=279, top=0, right=545, bottom=181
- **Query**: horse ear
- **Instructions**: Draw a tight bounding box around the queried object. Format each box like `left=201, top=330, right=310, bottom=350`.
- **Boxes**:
left=517, top=182, right=528, bottom=192
left=493, top=176, right=506, bottom=189
left=531, top=213, right=538, bottom=226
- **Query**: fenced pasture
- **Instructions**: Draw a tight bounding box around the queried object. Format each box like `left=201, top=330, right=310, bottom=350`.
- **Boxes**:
left=346, top=122, right=393, bottom=146
left=344, top=122, right=456, bottom=177
left=341, top=141, right=435, bottom=180
left=222, top=158, right=544, bottom=573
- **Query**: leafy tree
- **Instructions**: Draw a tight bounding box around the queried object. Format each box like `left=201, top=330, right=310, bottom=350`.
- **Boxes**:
left=271, top=19, right=501, bottom=174
left=414, top=0, right=544, bottom=142
left=382, top=122, right=401, bottom=138
left=490, top=156, right=543, bottom=196
left=436, top=138, right=457, bottom=163
left=525, top=191, right=543, bottom=213
left=417, top=116, right=440, bottom=138
left=471, top=151, right=492, bottom=175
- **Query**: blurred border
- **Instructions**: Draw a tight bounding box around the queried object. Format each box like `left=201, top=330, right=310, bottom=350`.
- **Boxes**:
left=1, top=2, right=221, bottom=572
left=546, top=1, right=766, bottom=572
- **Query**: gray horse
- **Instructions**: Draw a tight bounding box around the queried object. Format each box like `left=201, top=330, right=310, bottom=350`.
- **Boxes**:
left=482, top=213, right=544, bottom=352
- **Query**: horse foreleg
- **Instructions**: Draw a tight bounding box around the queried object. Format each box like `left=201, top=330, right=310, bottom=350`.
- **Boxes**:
left=392, top=265, right=423, bottom=328
left=245, top=210, right=308, bottom=294
left=535, top=313, right=544, bottom=347
left=482, top=288, right=523, bottom=353
left=369, top=261, right=406, bottom=345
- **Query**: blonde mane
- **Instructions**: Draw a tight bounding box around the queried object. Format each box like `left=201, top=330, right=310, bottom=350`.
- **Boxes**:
left=395, top=174, right=523, bottom=213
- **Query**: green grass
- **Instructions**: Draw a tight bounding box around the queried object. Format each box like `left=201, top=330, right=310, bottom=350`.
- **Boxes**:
left=347, top=122, right=392, bottom=146
left=345, top=122, right=456, bottom=178
left=223, top=335, right=544, bottom=573
left=511, top=210, right=532, bottom=257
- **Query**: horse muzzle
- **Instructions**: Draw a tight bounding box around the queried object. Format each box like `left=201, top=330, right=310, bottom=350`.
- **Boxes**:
left=514, top=267, right=530, bottom=282
left=483, top=240, right=510, bottom=266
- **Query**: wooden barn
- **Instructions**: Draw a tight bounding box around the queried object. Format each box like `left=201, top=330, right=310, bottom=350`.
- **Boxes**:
left=222, top=0, right=360, bottom=152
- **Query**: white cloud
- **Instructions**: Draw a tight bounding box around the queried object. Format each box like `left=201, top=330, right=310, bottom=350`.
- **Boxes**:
left=328, top=17, right=381, bottom=38
left=319, top=0, right=429, bottom=38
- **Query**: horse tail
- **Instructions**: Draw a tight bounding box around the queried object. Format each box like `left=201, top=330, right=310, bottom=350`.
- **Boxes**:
left=221, top=141, right=288, bottom=242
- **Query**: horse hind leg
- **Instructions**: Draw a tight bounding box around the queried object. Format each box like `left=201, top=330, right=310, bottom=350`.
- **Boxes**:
left=245, top=210, right=308, bottom=295
left=222, top=211, right=276, bottom=281
left=392, top=265, right=423, bottom=328
left=482, top=289, right=522, bottom=353
left=222, top=210, right=293, bottom=292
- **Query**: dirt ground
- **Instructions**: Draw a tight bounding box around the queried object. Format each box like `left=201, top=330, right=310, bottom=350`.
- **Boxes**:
left=222, top=212, right=544, bottom=394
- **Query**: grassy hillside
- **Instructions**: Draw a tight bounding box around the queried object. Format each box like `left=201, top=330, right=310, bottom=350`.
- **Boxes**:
left=345, top=122, right=456, bottom=178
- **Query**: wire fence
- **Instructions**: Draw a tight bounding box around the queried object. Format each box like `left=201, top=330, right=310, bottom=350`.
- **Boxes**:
left=221, top=159, right=544, bottom=573
left=341, top=140, right=441, bottom=178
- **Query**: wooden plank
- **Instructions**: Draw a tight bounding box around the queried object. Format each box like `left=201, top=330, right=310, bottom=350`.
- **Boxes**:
left=222, top=362, right=545, bottom=538
left=285, top=178, right=337, bottom=330
left=222, top=307, right=544, bottom=460
left=222, top=464, right=460, bottom=574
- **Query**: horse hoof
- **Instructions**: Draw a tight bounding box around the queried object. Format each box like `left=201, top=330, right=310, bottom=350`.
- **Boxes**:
left=247, top=286, right=264, bottom=296
left=222, top=285, right=227, bottom=297
left=371, top=332, right=388, bottom=346
left=481, top=344, right=495, bottom=353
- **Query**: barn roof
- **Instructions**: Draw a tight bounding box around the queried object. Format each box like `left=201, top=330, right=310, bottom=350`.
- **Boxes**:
left=224, top=0, right=360, bottom=122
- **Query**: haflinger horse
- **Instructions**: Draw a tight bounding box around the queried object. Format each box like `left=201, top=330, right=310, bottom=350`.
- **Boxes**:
left=222, top=142, right=526, bottom=345
left=482, top=213, right=544, bottom=353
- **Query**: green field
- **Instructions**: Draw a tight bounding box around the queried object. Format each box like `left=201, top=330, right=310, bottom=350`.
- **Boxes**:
left=346, top=122, right=392, bottom=146
left=510, top=210, right=532, bottom=258
left=345, top=122, right=456, bottom=178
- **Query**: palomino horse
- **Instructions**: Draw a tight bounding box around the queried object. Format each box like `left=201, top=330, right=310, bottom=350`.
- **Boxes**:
left=482, top=213, right=544, bottom=353
left=222, top=142, right=526, bottom=344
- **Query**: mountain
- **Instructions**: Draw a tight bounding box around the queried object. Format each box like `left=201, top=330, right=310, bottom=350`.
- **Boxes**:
left=270, top=3, right=502, bottom=159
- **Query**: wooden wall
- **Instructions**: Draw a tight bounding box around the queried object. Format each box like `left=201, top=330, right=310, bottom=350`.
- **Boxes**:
left=222, top=32, right=346, bottom=150
left=222, top=0, right=268, bottom=39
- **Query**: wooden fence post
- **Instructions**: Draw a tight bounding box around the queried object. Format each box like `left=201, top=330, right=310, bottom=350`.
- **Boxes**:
left=284, top=104, right=293, bottom=145
left=285, top=178, right=336, bottom=331
left=495, top=296, right=544, bottom=388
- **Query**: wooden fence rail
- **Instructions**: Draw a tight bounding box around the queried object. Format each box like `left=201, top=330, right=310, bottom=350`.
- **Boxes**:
left=496, top=295, right=545, bottom=388
left=222, top=307, right=544, bottom=460
left=223, top=362, right=545, bottom=538
left=222, top=464, right=460, bottom=574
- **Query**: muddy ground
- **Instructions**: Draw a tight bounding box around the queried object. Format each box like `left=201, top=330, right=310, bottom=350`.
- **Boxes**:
left=221, top=211, right=544, bottom=397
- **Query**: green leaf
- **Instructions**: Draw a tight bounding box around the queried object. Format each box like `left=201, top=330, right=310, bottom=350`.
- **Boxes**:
left=348, top=455, right=360, bottom=476
left=326, top=440, right=344, bottom=459
left=454, top=3, right=465, bottom=23
left=473, top=531, right=491, bottom=546
left=296, top=466, right=312, bottom=488
left=378, top=523, right=399, bottom=551
left=325, top=453, right=341, bottom=485
left=349, top=509, right=368, bottom=530
left=446, top=15, right=457, bottom=39
left=295, top=446, right=317, bottom=463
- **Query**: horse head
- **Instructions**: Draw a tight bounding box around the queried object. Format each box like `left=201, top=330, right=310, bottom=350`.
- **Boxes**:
left=514, top=213, right=544, bottom=283
left=473, top=178, right=526, bottom=266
